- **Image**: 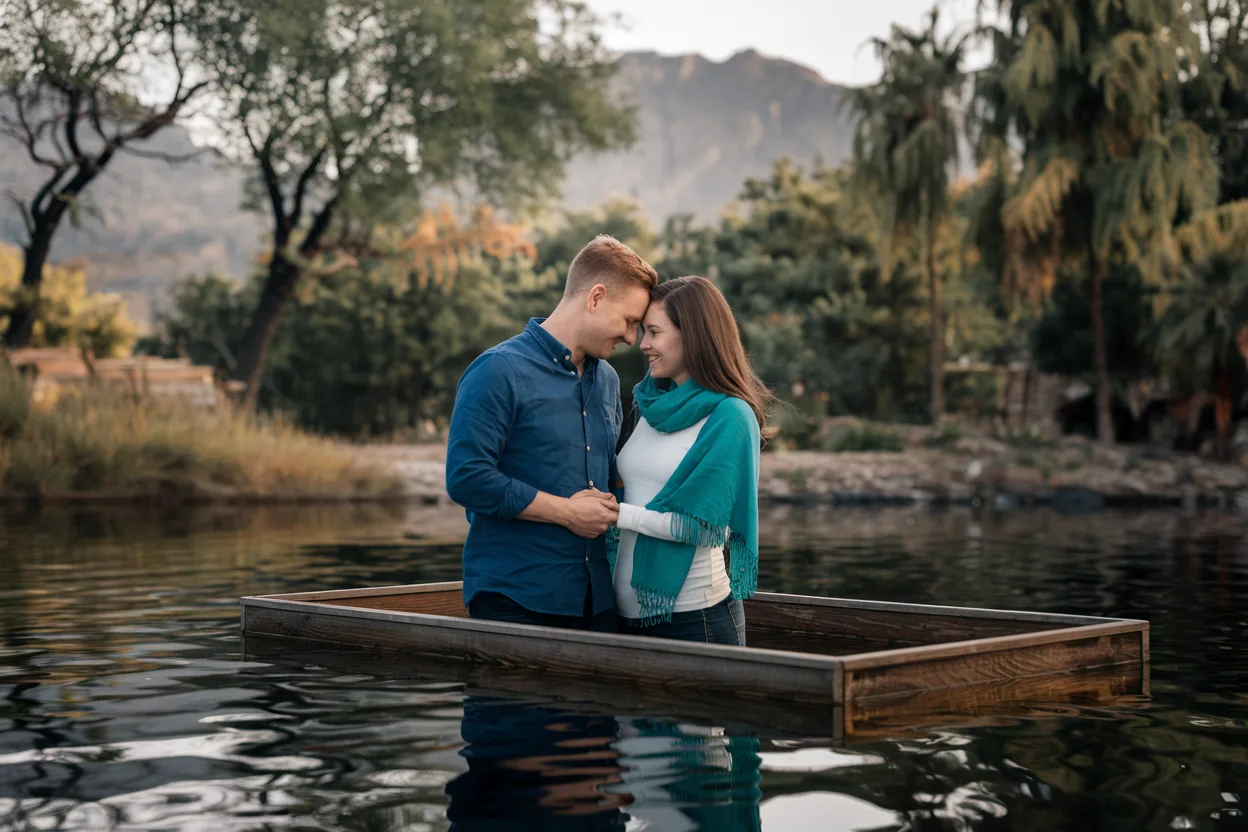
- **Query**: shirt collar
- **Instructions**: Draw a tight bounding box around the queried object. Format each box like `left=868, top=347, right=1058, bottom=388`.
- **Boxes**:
left=526, top=317, right=597, bottom=374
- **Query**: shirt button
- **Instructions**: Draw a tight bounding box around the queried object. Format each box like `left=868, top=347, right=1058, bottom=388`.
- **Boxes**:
left=553, top=357, right=558, bottom=362
left=565, top=354, right=571, bottom=360
left=589, top=480, right=594, bottom=487
left=582, top=410, right=587, bottom=417
left=586, top=445, right=591, bottom=451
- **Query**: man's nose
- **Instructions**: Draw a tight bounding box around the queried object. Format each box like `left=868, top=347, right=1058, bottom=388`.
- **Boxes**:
left=622, top=327, right=637, bottom=346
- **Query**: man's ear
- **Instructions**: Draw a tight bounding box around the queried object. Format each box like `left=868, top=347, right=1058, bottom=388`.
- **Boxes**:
left=586, top=283, right=607, bottom=311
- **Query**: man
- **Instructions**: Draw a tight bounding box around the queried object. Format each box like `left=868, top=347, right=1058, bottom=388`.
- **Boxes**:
left=445, top=235, right=657, bottom=631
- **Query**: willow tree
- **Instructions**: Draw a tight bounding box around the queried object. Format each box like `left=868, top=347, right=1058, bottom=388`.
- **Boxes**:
left=971, top=0, right=1217, bottom=442
left=191, top=0, right=634, bottom=405
left=848, top=8, right=968, bottom=424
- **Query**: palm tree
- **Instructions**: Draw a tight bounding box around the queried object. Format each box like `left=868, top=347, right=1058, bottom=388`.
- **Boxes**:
left=1152, top=258, right=1248, bottom=458
left=970, top=0, right=1218, bottom=443
left=848, top=8, right=968, bottom=425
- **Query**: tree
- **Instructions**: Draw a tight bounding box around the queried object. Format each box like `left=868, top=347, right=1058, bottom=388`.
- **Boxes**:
left=971, top=0, right=1217, bottom=443
left=191, top=0, right=635, bottom=405
left=848, top=7, right=968, bottom=425
left=0, top=0, right=206, bottom=348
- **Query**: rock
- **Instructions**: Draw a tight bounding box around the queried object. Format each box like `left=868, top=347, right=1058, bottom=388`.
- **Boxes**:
left=954, top=437, right=1010, bottom=457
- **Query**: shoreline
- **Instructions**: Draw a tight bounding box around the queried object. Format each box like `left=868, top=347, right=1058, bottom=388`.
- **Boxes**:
left=361, top=439, right=1248, bottom=512
left=8, top=437, right=1247, bottom=510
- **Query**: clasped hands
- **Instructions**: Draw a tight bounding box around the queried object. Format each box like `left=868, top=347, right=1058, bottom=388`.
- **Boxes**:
left=564, top=487, right=619, bottom=538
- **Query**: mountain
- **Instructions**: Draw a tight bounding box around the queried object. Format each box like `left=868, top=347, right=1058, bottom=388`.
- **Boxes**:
left=0, top=49, right=855, bottom=326
left=562, top=49, right=854, bottom=222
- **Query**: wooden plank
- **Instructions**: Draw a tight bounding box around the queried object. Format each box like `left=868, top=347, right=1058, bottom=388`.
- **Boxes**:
left=839, top=619, right=1148, bottom=672
left=242, top=598, right=844, bottom=705
left=318, top=589, right=468, bottom=617
left=844, top=629, right=1143, bottom=709
left=242, top=632, right=846, bottom=740
left=749, top=591, right=1115, bottom=627
left=844, top=663, right=1146, bottom=739
left=248, top=581, right=464, bottom=603
left=744, top=598, right=1069, bottom=654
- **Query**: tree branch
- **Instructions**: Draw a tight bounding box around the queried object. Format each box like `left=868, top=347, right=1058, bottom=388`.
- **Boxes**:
left=252, top=129, right=290, bottom=244
left=63, top=90, right=87, bottom=165
left=299, top=194, right=341, bottom=255
left=30, top=165, right=72, bottom=223
left=4, top=192, right=36, bottom=238
left=7, top=90, right=61, bottom=168
left=289, top=147, right=328, bottom=232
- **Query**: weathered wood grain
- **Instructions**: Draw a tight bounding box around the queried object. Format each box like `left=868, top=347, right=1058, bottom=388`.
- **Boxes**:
left=242, top=632, right=847, bottom=740
left=844, top=629, right=1144, bottom=706
left=239, top=582, right=1151, bottom=737
left=243, top=600, right=844, bottom=706
left=743, top=597, right=1071, bottom=654
left=317, top=589, right=468, bottom=617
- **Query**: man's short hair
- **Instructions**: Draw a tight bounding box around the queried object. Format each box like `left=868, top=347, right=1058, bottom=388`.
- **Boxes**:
left=564, top=235, right=659, bottom=297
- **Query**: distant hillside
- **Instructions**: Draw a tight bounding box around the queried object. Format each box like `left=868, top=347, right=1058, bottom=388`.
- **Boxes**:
left=0, top=49, right=855, bottom=326
left=562, top=49, right=854, bottom=222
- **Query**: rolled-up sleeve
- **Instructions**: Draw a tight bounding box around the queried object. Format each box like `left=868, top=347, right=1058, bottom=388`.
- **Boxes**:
left=445, top=354, right=539, bottom=521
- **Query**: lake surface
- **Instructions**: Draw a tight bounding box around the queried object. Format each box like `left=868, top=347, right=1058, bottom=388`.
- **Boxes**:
left=0, top=503, right=1245, bottom=831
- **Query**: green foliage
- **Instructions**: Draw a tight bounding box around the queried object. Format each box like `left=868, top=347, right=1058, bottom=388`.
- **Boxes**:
left=1151, top=258, right=1248, bottom=389
left=141, top=250, right=532, bottom=437
left=1031, top=265, right=1156, bottom=379
left=827, top=420, right=907, bottom=452
left=0, top=244, right=136, bottom=357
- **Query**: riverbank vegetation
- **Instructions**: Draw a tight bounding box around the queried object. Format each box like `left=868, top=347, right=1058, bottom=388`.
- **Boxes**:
left=0, top=366, right=401, bottom=502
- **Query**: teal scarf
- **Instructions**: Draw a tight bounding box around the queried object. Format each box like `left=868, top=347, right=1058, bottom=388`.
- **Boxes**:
left=608, top=375, right=761, bottom=626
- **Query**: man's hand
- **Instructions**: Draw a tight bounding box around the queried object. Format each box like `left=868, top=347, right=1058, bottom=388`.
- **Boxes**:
left=562, top=488, right=619, bottom=538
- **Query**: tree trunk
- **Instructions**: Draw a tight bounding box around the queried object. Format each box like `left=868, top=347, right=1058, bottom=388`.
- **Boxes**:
left=1215, top=368, right=1233, bottom=462
left=234, top=255, right=302, bottom=407
left=927, top=224, right=944, bottom=425
left=5, top=225, right=56, bottom=349
left=1090, top=257, right=1114, bottom=443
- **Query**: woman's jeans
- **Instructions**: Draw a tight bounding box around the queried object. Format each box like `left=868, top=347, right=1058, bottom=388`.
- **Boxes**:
left=618, top=596, right=746, bottom=646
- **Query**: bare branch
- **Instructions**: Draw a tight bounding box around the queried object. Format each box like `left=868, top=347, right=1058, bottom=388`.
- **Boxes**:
left=63, top=90, right=87, bottom=164
left=299, top=195, right=341, bottom=255
left=254, top=130, right=290, bottom=243
left=4, top=192, right=36, bottom=238
left=289, top=146, right=327, bottom=232
left=29, top=164, right=72, bottom=222
left=9, top=91, right=62, bottom=167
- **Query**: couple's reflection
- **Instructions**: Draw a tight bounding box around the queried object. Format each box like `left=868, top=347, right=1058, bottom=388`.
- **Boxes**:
left=445, top=694, right=762, bottom=831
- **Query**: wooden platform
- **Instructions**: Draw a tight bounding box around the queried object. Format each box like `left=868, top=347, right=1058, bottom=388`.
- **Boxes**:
left=240, top=582, right=1149, bottom=740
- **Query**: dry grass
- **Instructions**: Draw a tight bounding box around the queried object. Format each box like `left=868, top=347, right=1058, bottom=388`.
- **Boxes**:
left=0, top=366, right=404, bottom=501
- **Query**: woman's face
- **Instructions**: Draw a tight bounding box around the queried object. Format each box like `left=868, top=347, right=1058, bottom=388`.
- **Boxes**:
left=639, top=301, right=688, bottom=384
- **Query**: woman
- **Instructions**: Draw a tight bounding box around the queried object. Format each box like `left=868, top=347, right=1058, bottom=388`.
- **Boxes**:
left=609, top=275, right=774, bottom=645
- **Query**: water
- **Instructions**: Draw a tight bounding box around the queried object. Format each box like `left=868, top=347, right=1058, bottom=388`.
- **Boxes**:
left=0, top=503, right=1246, bottom=831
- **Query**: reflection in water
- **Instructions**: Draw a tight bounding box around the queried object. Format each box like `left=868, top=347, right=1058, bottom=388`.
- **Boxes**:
left=445, top=697, right=764, bottom=832
left=447, top=697, right=628, bottom=831
left=0, top=504, right=1245, bottom=831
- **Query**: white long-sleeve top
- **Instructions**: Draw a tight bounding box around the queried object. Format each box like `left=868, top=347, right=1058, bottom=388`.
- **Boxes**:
left=614, top=414, right=731, bottom=618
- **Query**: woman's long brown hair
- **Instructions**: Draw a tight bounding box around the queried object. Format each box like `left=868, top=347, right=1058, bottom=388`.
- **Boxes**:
left=651, top=275, right=776, bottom=438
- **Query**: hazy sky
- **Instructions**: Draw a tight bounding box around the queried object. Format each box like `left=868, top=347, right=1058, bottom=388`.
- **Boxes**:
left=585, top=0, right=985, bottom=86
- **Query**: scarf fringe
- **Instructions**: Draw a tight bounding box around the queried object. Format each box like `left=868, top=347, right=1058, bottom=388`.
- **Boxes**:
left=726, top=530, right=758, bottom=600
left=632, top=522, right=759, bottom=626
left=667, top=512, right=730, bottom=549
left=632, top=586, right=680, bottom=627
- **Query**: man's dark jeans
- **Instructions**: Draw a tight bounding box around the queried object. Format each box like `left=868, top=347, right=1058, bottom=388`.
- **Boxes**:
left=468, top=591, right=617, bottom=633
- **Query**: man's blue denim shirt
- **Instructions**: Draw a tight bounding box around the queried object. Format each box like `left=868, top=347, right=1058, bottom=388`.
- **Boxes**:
left=446, top=318, right=622, bottom=617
